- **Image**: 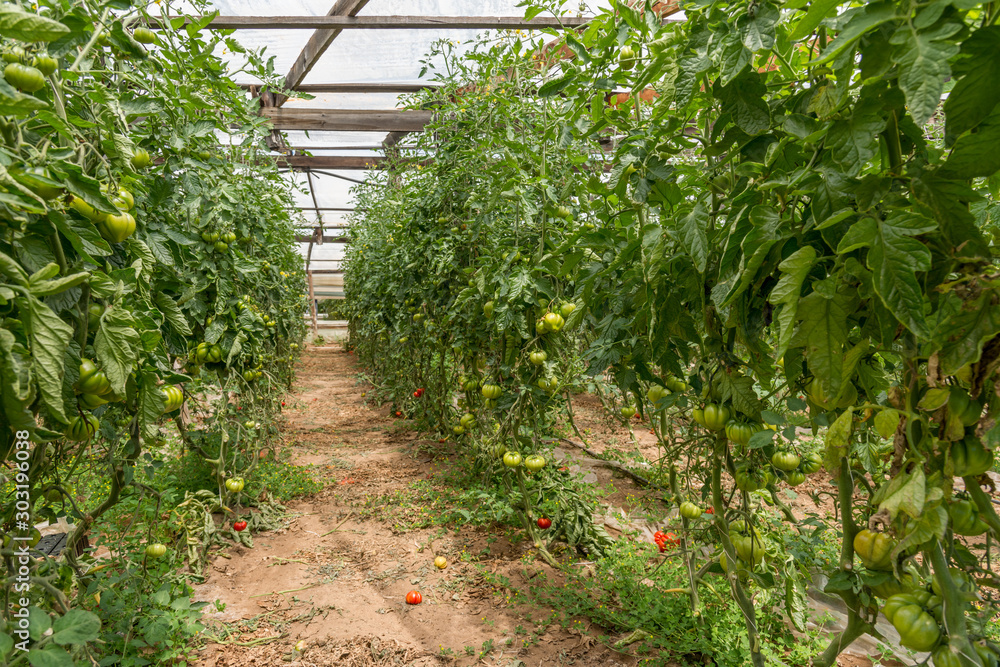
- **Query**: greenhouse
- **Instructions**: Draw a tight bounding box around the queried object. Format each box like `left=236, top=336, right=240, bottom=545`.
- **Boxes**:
left=1, top=0, right=1000, bottom=666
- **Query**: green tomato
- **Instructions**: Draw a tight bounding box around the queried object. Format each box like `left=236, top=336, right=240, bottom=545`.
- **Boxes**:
left=949, top=387, right=982, bottom=426
left=771, top=451, right=801, bottom=472
left=133, top=27, right=157, bottom=44
left=890, top=600, right=941, bottom=652
left=730, top=523, right=764, bottom=564
left=800, top=452, right=823, bottom=474
left=4, top=62, right=45, bottom=93
left=647, top=384, right=666, bottom=404
left=225, top=478, right=245, bottom=493
left=854, top=529, right=895, bottom=571
left=503, top=451, right=522, bottom=468
left=65, top=414, right=99, bottom=441
left=524, top=454, right=546, bottom=472
left=733, top=464, right=765, bottom=492
left=77, top=359, right=111, bottom=395
left=214, top=241, right=229, bottom=252
left=98, top=211, right=136, bottom=244
left=702, top=403, right=730, bottom=431
left=481, top=383, right=502, bottom=400
left=145, top=543, right=167, bottom=558
left=32, top=54, right=57, bottom=76
left=131, top=148, right=152, bottom=169
left=784, top=470, right=806, bottom=486
left=620, top=405, right=636, bottom=419
left=529, top=350, right=547, bottom=366
left=679, top=501, right=702, bottom=520
left=560, top=302, right=576, bottom=318
left=725, top=421, right=754, bottom=446
left=951, top=437, right=994, bottom=477
left=949, top=498, right=988, bottom=536
left=618, top=45, right=636, bottom=70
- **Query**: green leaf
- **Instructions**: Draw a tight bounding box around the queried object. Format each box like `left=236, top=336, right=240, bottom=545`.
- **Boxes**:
left=51, top=609, right=101, bottom=646
left=94, top=308, right=140, bottom=395
left=809, top=2, right=897, bottom=66
left=0, top=250, right=28, bottom=284
left=26, top=646, right=74, bottom=667
left=823, top=408, right=853, bottom=470
left=0, top=328, right=35, bottom=432
left=20, top=295, right=72, bottom=423
left=944, top=26, right=1000, bottom=143
left=138, top=370, right=165, bottom=441
left=836, top=217, right=876, bottom=254
left=876, top=466, right=926, bottom=520
left=874, top=409, right=900, bottom=439
left=789, top=0, right=841, bottom=41
left=678, top=201, right=709, bottom=273
left=892, top=505, right=947, bottom=562
left=0, top=79, right=47, bottom=116
left=30, top=273, right=88, bottom=297
left=790, top=289, right=853, bottom=398
left=867, top=210, right=936, bottom=336
left=718, top=72, right=770, bottom=135
left=748, top=429, right=775, bottom=450
left=785, top=575, right=808, bottom=632
left=153, top=293, right=192, bottom=336
left=0, top=7, right=69, bottom=41
left=826, top=103, right=884, bottom=177
left=51, top=213, right=112, bottom=260
left=918, top=387, right=950, bottom=410
left=889, top=20, right=961, bottom=127
left=941, top=107, right=1000, bottom=179
left=538, top=71, right=576, bottom=98
left=911, top=174, right=988, bottom=258
left=739, top=3, right=779, bottom=51
left=769, top=245, right=816, bottom=357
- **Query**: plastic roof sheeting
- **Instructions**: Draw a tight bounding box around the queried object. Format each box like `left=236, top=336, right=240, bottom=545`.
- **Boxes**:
left=196, top=1, right=612, bottom=264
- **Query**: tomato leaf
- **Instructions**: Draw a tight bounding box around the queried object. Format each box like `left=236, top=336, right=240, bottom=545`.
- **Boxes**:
left=94, top=308, right=140, bottom=395
left=941, top=107, right=1000, bottom=180
left=153, top=293, right=192, bottom=336
left=867, top=210, right=936, bottom=337
left=769, top=246, right=816, bottom=358
left=874, top=465, right=926, bottom=520
left=944, top=26, right=1000, bottom=144
left=679, top=200, right=709, bottom=274
left=137, top=370, right=165, bottom=441
left=0, top=6, right=70, bottom=42
left=889, top=20, right=961, bottom=127
left=791, top=289, right=853, bottom=399
left=823, top=408, right=853, bottom=470
left=20, top=294, right=73, bottom=424
left=0, top=328, right=36, bottom=433
left=788, top=0, right=841, bottom=41
left=50, top=609, right=101, bottom=646
left=784, top=574, right=808, bottom=632
left=874, top=409, right=900, bottom=439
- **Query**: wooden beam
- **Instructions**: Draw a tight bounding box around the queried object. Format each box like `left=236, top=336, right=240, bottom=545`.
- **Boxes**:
left=310, top=270, right=344, bottom=275
left=261, top=108, right=432, bottom=132
left=278, top=155, right=385, bottom=169
left=276, top=0, right=371, bottom=108
left=296, top=235, right=351, bottom=243
left=152, top=15, right=596, bottom=30
left=242, top=82, right=439, bottom=94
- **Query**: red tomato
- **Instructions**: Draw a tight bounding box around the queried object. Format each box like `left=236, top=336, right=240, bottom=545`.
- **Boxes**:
left=537, top=517, right=552, bottom=529
left=705, top=507, right=715, bottom=514
left=664, top=532, right=680, bottom=546
left=406, top=591, right=422, bottom=605
left=233, top=521, right=247, bottom=532
left=395, top=411, right=402, bottom=417
left=281, top=402, right=286, bottom=406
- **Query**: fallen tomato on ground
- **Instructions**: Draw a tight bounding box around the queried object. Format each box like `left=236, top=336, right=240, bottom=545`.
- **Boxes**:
left=406, top=591, right=422, bottom=605
left=233, top=521, right=247, bottom=532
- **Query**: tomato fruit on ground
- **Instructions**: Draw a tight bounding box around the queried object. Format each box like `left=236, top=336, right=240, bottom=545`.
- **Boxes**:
left=884, top=594, right=940, bottom=651
left=225, top=478, right=245, bottom=493
left=949, top=498, right=988, bottom=536
left=503, top=451, right=522, bottom=468
left=4, top=62, right=45, bottom=92
left=771, top=451, right=801, bottom=472
left=537, top=517, right=552, bottom=529
left=529, top=350, right=547, bottom=365
left=854, top=529, right=895, bottom=571
left=679, top=501, right=702, bottom=520
left=98, top=211, right=136, bottom=243
left=951, top=437, right=994, bottom=477
left=524, top=454, right=546, bottom=472
left=434, top=556, right=447, bottom=569
left=131, top=148, right=152, bottom=168
left=233, top=521, right=247, bottom=532
left=725, top=421, right=753, bottom=446
left=145, top=543, right=167, bottom=558
left=65, top=414, right=99, bottom=441
left=405, top=591, right=422, bottom=605
left=701, top=403, right=730, bottom=430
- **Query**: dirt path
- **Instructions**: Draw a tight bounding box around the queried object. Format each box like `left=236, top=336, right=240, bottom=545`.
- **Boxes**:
left=192, top=342, right=636, bottom=667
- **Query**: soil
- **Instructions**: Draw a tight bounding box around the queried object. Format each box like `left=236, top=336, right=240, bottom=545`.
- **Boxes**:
left=191, top=342, right=904, bottom=667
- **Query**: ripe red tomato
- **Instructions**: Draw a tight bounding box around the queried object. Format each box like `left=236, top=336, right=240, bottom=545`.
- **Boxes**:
left=395, top=411, right=402, bottom=417
left=537, top=517, right=552, bottom=529
left=406, top=591, right=422, bottom=605
left=664, top=532, right=680, bottom=546
left=233, top=521, right=247, bottom=532
left=705, top=507, right=715, bottom=514
left=281, top=402, right=286, bottom=406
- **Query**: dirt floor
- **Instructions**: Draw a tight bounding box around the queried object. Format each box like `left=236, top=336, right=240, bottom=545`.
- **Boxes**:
left=191, top=342, right=899, bottom=667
